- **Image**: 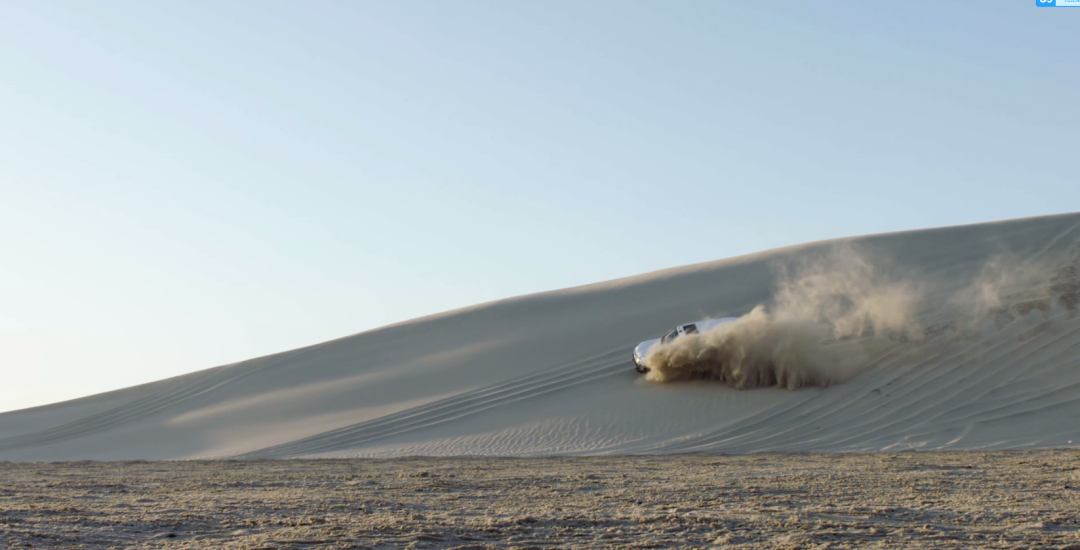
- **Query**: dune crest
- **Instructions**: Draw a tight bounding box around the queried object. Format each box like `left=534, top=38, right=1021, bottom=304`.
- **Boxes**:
left=2, top=213, right=1080, bottom=460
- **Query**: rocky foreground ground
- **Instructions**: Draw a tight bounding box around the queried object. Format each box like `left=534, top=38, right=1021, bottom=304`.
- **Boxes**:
left=1, top=452, right=1079, bottom=549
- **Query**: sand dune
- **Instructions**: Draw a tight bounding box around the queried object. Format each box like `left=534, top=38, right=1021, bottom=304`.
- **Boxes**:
left=2, top=213, right=1079, bottom=461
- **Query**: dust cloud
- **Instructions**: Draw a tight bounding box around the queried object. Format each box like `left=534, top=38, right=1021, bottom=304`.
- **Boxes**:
left=643, top=247, right=1075, bottom=389
left=644, top=248, right=920, bottom=388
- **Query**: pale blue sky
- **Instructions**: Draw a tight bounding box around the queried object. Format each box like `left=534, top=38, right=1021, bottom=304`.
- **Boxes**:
left=2, top=2, right=1077, bottom=413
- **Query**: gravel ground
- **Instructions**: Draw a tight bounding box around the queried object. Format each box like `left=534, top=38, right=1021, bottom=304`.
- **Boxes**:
left=1, top=452, right=1079, bottom=549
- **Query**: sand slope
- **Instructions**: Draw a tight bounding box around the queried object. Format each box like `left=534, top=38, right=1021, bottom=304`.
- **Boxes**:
left=2, top=213, right=1079, bottom=461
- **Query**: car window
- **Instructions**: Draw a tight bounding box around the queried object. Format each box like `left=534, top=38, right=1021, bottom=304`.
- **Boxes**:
left=682, top=324, right=698, bottom=335
left=662, top=328, right=679, bottom=344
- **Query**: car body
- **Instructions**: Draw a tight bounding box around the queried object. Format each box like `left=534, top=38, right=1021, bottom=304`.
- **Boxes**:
left=632, top=317, right=739, bottom=373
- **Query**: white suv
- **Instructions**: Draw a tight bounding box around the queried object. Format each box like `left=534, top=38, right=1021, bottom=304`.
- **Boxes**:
left=632, top=317, right=738, bottom=373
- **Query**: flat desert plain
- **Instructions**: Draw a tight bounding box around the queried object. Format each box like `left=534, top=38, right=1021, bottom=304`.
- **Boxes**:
left=3, top=452, right=1080, bottom=549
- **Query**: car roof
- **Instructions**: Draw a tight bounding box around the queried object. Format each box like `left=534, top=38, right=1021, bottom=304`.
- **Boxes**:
left=669, top=317, right=738, bottom=333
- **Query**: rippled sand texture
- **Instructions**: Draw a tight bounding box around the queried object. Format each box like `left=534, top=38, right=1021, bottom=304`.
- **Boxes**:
left=2, top=453, right=1080, bottom=549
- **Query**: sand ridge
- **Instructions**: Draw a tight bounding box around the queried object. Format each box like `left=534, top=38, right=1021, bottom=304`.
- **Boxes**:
left=1, top=213, right=1079, bottom=460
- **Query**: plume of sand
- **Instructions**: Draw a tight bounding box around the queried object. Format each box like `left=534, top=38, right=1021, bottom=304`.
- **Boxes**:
left=946, top=253, right=1062, bottom=330
left=645, top=247, right=922, bottom=389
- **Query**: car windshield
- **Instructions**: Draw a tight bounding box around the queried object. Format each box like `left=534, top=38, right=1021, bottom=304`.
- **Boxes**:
left=683, top=324, right=698, bottom=335
left=662, top=328, right=679, bottom=344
